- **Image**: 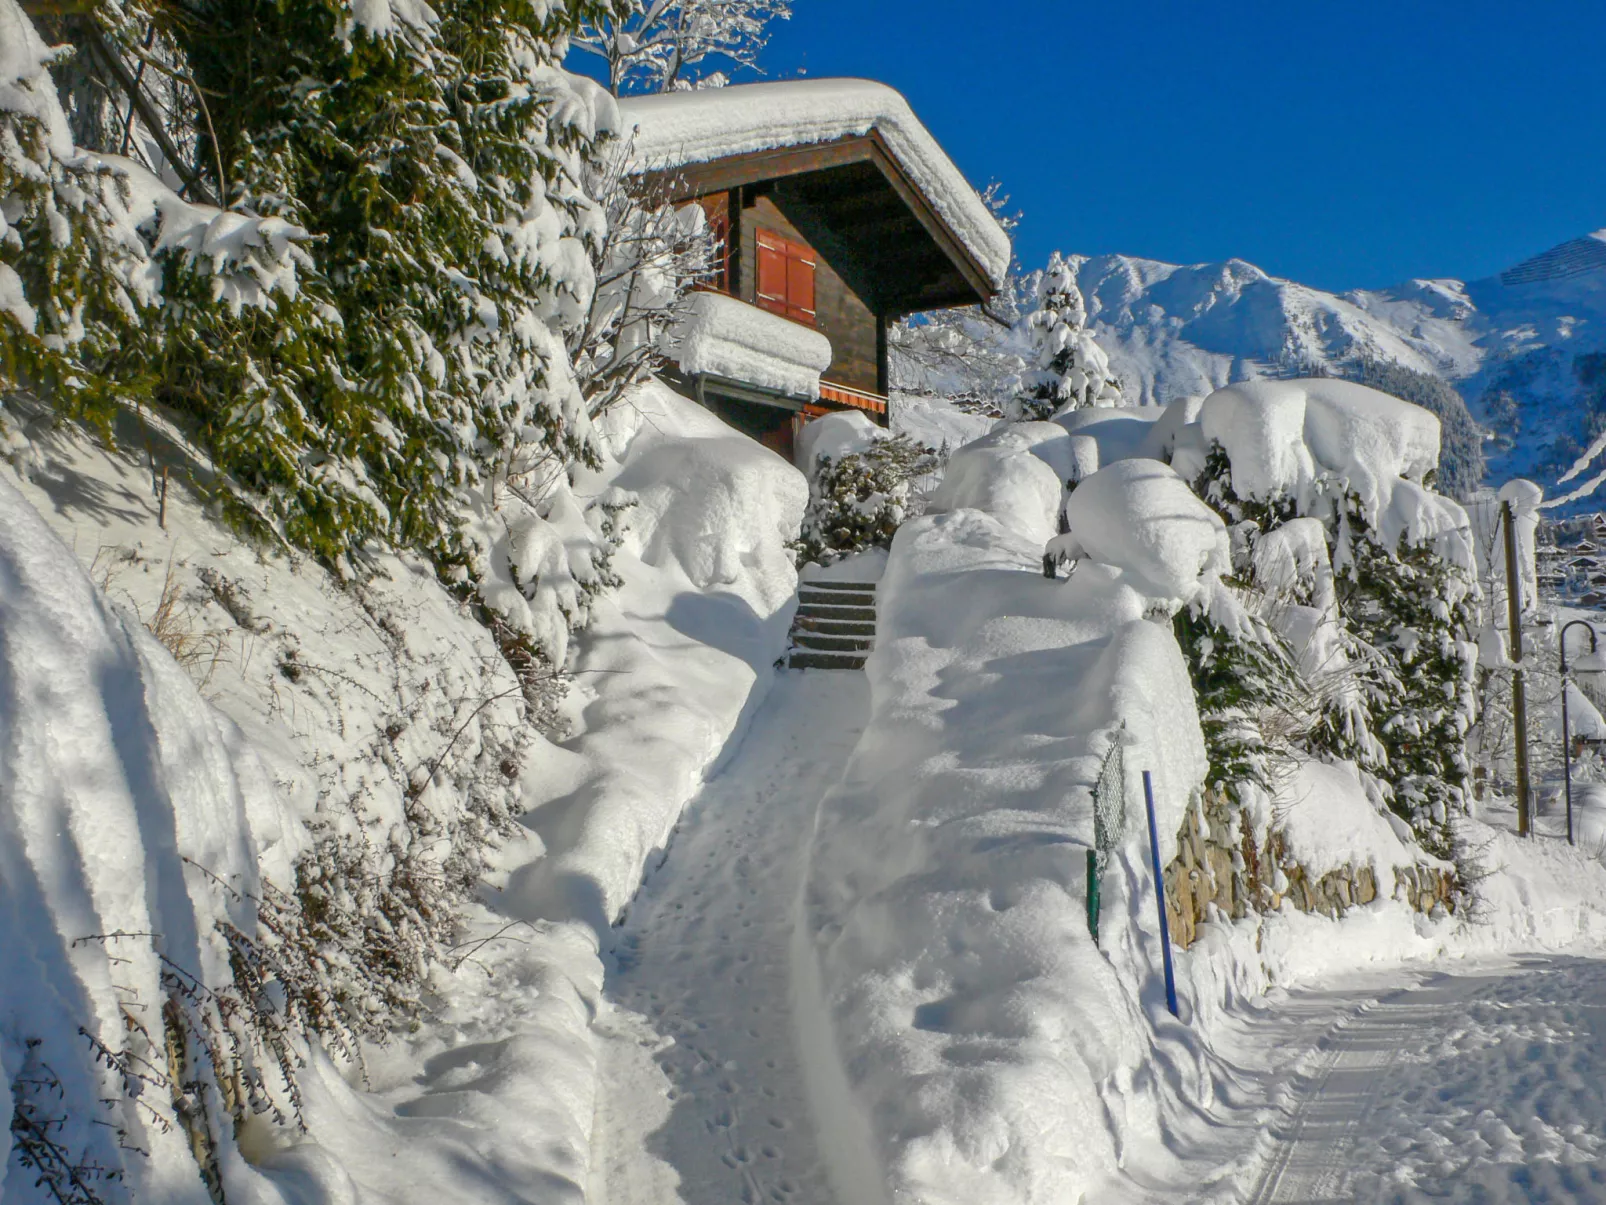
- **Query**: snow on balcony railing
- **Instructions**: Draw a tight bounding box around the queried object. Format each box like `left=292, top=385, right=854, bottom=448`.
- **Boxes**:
left=673, top=291, right=832, bottom=401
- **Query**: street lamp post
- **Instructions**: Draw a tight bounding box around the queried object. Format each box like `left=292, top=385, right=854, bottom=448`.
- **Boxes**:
left=1559, top=618, right=1601, bottom=847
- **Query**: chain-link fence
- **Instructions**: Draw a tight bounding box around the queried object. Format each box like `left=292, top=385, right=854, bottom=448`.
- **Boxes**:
left=1086, top=723, right=1126, bottom=944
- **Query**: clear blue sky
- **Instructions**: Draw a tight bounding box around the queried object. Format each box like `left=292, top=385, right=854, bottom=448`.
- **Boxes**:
left=611, top=0, right=1605, bottom=293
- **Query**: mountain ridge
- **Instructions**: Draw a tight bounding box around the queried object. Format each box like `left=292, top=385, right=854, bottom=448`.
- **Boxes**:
left=1061, top=228, right=1606, bottom=504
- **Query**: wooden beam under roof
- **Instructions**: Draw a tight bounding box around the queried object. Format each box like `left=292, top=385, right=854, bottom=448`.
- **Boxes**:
left=638, top=131, right=997, bottom=311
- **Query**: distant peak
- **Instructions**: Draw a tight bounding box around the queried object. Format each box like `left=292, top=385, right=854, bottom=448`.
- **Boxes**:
left=1499, top=230, right=1606, bottom=286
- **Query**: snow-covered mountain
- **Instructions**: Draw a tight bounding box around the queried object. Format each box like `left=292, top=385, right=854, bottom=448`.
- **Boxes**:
left=1064, top=229, right=1606, bottom=500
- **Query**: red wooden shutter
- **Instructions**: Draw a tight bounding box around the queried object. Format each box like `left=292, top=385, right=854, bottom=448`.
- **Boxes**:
left=757, top=230, right=788, bottom=314
left=755, top=229, right=818, bottom=326
left=787, top=250, right=816, bottom=323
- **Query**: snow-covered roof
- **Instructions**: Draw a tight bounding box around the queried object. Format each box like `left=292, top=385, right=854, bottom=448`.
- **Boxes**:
left=616, top=79, right=1011, bottom=292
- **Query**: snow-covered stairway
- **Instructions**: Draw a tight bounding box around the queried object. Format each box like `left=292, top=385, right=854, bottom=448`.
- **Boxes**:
left=788, top=580, right=876, bottom=670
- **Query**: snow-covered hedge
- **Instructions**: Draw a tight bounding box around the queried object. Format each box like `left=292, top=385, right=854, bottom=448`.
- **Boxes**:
left=797, top=487, right=1208, bottom=1204
left=793, top=411, right=933, bottom=566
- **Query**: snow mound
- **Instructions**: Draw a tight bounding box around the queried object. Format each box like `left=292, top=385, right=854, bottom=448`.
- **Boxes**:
left=1138, top=394, right=1205, bottom=462
left=1199, top=378, right=1442, bottom=522
left=0, top=475, right=300, bottom=1204
left=892, top=391, right=995, bottom=453
left=798, top=408, right=886, bottom=476
left=1053, top=404, right=1160, bottom=466
left=673, top=290, right=831, bottom=401
left=797, top=499, right=1208, bottom=1205
left=511, top=380, right=806, bottom=930
left=1060, top=458, right=1230, bottom=605
left=1273, top=758, right=1428, bottom=877
left=617, top=79, right=1012, bottom=290
left=927, top=421, right=1076, bottom=543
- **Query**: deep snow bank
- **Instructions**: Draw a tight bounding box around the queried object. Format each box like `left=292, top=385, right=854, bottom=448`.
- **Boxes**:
left=795, top=377, right=1606, bottom=1204
left=511, top=380, right=806, bottom=929
left=0, top=475, right=302, bottom=1204
left=798, top=436, right=1212, bottom=1202
left=0, top=376, right=806, bottom=1204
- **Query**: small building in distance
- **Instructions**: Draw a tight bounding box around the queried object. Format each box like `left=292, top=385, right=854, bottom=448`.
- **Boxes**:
left=618, top=79, right=1010, bottom=460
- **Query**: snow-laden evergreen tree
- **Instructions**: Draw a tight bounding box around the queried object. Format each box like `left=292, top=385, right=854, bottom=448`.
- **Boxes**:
left=0, top=1, right=308, bottom=442
left=1332, top=496, right=1479, bottom=860
left=1190, top=440, right=1478, bottom=866
left=794, top=434, right=935, bottom=566
left=573, top=0, right=790, bottom=94
left=130, top=0, right=632, bottom=678
left=1013, top=250, right=1120, bottom=420
left=1174, top=578, right=1312, bottom=802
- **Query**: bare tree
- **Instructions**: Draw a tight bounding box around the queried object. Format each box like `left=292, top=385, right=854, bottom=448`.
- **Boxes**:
left=573, top=0, right=791, bottom=95
left=889, top=183, right=1028, bottom=414
left=569, top=139, right=718, bottom=416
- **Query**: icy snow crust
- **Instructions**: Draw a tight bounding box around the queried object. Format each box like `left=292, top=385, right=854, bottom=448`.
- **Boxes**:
left=617, top=79, right=1012, bottom=290
left=672, top=290, right=832, bottom=400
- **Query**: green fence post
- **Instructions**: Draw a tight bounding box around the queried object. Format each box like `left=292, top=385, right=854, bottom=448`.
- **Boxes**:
left=1086, top=848, right=1100, bottom=945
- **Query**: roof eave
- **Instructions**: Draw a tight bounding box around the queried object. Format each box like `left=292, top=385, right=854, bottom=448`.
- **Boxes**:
left=634, top=131, right=998, bottom=310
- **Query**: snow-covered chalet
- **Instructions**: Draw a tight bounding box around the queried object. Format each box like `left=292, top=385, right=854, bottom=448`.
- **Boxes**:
left=619, top=80, right=1011, bottom=459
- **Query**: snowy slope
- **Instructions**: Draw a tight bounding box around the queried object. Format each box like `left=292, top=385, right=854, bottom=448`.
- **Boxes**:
left=0, top=379, right=805, bottom=1205
left=794, top=378, right=1606, bottom=1205
left=1060, top=232, right=1606, bottom=500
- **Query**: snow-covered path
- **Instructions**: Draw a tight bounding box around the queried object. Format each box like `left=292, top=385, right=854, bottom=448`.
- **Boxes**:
left=1244, top=956, right=1606, bottom=1205
left=588, top=671, right=868, bottom=1205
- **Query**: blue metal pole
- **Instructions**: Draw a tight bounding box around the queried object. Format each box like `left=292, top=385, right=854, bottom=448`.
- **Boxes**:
left=1143, top=770, right=1179, bottom=1018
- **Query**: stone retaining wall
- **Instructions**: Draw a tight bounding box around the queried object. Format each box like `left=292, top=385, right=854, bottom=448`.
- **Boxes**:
left=1164, top=785, right=1458, bottom=950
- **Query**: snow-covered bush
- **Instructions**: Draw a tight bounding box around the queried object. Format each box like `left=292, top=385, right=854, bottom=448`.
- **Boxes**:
left=793, top=411, right=933, bottom=566
left=1013, top=250, right=1121, bottom=419
left=1180, top=381, right=1478, bottom=866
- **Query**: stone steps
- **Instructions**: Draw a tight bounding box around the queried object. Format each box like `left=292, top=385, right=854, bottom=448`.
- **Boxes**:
left=788, top=579, right=877, bottom=670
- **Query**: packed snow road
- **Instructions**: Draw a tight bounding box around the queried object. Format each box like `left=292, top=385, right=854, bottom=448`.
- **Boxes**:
left=588, top=671, right=867, bottom=1205
left=1244, top=956, right=1606, bottom=1205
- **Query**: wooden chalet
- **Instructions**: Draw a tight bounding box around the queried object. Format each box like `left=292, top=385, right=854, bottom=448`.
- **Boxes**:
left=618, top=80, right=1010, bottom=461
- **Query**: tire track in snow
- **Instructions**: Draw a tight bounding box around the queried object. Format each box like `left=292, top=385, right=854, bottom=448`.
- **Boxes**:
left=1244, top=962, right=1606, bottom=1205
left=590, top=672, right=868, bottom=1205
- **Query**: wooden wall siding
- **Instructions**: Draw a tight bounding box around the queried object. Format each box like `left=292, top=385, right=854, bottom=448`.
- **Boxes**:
left=739, top=196, right=880, bottom=395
